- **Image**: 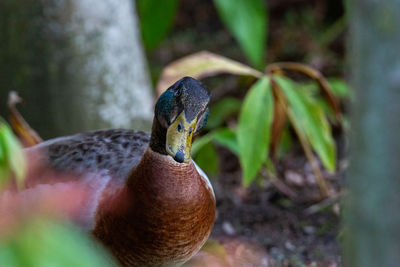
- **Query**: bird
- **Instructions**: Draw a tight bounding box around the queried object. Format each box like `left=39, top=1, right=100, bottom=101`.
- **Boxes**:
left=24, top=77, right=216, bottom=267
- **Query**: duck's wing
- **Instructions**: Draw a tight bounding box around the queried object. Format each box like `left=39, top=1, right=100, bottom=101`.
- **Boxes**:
left=26, top=129, right=150, bottom=184
left=21, top=129, right=149, bottom=230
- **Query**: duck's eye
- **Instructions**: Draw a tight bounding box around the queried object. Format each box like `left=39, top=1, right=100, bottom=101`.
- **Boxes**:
left=177, top=123, right=183, bottom=133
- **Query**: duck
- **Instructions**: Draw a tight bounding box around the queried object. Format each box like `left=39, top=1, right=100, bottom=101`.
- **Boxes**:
left=24, top=77, right=216, bottom=267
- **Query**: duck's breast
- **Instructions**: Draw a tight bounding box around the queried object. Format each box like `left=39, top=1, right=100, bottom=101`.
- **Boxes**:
left=93, top=149, right=216, bottom=266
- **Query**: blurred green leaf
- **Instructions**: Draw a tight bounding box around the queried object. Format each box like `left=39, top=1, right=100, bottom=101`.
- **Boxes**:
left=327, top=78, right=352, bottom=98
left=275, top=76, right=336, bottom=172
left=213, top=0, right=267, bottom=68
left=277, top=126, right=293, bottom=158
left=0, top=219, right=114, bottom=266
left=192, top=132, right=215, bottom=155
left=297, top=81, right=319, bottom=96
left=194, top=142, right=219, bottom=175
left=207, top=98, right=242, bottom=129
left=212, top=128, right=239, bottom=155
left=297, top=78, right=350, bottom=123
left=264, top=157, right=277, bottom=177
left=315, top=97, right=336, bottom=122
left=192, top=127, right=238, bottom=156
left=237, top=77, right=273, bottom=186
left=298, top=78, right=351, bottom=99
left=0, top=119, right=26, bottom=188
left=137, top=0, right=180, bottom=50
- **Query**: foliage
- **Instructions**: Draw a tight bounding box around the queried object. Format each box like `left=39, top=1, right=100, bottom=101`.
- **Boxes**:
left=206, top=97, right=241, bottom=129
left=275, top=76, right=336, bottom=173
left=0, top=219, right=114, bottom=267
left=213, top=0, right=267, bottom=68
left=136, top=0, right=268, bottom=67
left=237, top=77, right=274, bottom=186
left=0, top=118, right=26, bottom=188
left=0, top=118, right=115, bottom=266
left=136, top=0, right=180, bottom=50
left=157, top=52, right=350, bottom=195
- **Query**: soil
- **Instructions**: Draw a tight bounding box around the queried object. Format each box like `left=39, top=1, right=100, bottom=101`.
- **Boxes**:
left=209, top=147, right=344, bottom=266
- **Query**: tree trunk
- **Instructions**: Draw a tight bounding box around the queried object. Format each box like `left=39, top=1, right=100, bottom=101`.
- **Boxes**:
left=0, top=0, right=153, bottom=139
left=344, top=1, right=400, bottom=266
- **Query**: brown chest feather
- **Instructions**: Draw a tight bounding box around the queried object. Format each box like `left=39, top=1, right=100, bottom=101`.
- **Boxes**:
left=93, top=149, right=216, bottom=266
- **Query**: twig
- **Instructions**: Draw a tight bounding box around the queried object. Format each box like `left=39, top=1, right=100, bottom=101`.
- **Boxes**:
left=7, top=91, right=43, bottom=147
left=303, top=190, right=344, bottom=215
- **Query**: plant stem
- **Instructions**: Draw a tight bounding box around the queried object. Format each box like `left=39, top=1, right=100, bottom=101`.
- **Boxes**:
left=272, top=78, right=330, bottom=198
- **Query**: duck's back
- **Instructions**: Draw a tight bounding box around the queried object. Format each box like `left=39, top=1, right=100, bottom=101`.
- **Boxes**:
left=23, top=129, right=151, bottom=230
left=26, top=129, right=150, bottom=183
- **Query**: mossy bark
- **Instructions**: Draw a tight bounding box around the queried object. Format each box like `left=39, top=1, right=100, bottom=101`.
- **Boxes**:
left=0, top=0, right=153, bottom=139
left=344, top=1, right=400, bottom=266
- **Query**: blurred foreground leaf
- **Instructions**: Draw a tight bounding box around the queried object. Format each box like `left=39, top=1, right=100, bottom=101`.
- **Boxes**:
left=213, top=0, right=267, bottom=68
left=0, top=119, right=26, bottom=188
left=237, top=77, right=273, bottom=186
left=0, top=219, right=114, bottom=267
left=200, top=239, right=227, bottom=259
left=157, top=51, right=262, bottom=95
left=137, top=0, right=179, bottom=50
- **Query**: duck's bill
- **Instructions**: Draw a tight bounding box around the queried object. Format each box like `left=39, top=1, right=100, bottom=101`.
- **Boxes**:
left=166, top=111, right=197, bottom=163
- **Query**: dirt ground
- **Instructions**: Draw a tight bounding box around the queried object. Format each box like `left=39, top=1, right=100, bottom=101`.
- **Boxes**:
left=209, top=146, right=344, bottom=266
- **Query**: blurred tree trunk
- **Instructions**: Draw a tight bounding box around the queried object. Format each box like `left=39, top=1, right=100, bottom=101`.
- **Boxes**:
left=0, top=0, right=153, bottom=139
left=344, top=0, right=400, bottom=266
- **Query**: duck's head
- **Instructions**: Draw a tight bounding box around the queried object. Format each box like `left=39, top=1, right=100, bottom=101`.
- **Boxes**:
left=150, top=77, right=210, bottom=163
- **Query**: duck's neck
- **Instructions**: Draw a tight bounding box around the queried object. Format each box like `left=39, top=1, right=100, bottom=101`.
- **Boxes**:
left=125, top=148, right=215, bottom=210
left=149, top=118, right=168, bottom=156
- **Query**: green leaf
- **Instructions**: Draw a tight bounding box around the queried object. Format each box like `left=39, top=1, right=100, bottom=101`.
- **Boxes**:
left=207, top=98, right=242, bottom=129
left=137, top=0, right=179, bottom=50
left=194, top=142, right=219, bottom=175
left=213, top=0, right=267, bottom=68
left=192, top=132, right=215, bottom=155
left=192, top=127, right=238, bottom=171
left=212, top=128, right=239, bottom=155
left=327, top=78, right=352, bottom=98
left=237, top=77, right=274, bottom=186
left=278, top=126, right=293, bottom=158
left=192, top=127, right=238, bottom=155
left=275, top=76, right=336, bottom=172
left=0, top=219, right=115, bottom=266
left=0, top=119, right=26, bottom=188
left=264, top=157, right=277, bottom=177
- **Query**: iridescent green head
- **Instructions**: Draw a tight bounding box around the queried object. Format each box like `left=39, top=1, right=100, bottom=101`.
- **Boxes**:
left=150, top=77, right=210, bottom=163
